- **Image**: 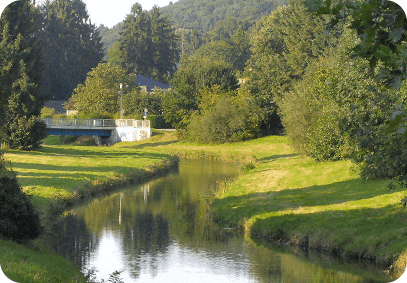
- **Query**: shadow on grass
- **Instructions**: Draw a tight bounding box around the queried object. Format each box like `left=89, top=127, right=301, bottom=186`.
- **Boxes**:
left=259, top=154, right=298, bottom=162
left=213, top=178, right=407, bottom=268
left=213, top=179, right=393, bottom=224
left=129, top=140, right=178, bottom=149
left=249, top=204, right=407, bottom=266
left=7, top=146, right=171, bottom=159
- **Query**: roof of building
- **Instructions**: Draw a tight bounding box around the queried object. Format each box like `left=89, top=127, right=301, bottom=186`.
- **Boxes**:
left=44, top=101, right=65, bottom=114
left=136, top=75, right=171, bottom=92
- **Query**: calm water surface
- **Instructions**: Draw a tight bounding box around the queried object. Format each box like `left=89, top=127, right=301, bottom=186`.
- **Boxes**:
left=46, top=159, right=393, bottom=282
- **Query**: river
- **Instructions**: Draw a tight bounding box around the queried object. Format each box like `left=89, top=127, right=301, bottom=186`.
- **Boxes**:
left=44, top=159, right=393, bottom=282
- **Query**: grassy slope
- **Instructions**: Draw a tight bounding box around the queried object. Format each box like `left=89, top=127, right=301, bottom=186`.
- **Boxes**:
left=2, top=133, right=176, bottom=282
left=209, top=136, right=407, bottom=276
left=5, top=135, right=173, bottom=211
left=0, top=239, right=87, bottom=283
left=2, top=132, right=407, bottom=281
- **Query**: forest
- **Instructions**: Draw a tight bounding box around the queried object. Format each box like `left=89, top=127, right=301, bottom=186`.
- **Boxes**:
left=1, top=0, right=407, bottom=243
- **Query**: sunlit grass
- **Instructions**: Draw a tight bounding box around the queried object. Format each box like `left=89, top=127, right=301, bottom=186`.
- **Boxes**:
left=210, top=136, right=407, bottom=276
left=5, top=136, right=172, bottom=211
left=3, top=132, right=407, bottom=280
left=0, top=239, right=86, bottom=283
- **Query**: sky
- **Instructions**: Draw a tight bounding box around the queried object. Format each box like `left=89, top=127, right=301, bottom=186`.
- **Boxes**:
left=1, top=0, right=179, bottom=28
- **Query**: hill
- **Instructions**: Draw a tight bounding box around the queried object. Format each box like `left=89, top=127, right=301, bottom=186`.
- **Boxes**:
left=99, top=0, right=288, bottom=60
left=160, top=0, right=288, bottom=33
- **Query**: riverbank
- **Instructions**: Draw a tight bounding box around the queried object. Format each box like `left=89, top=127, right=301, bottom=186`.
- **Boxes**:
left=2, top=132, right=407, bottom=281
left=2, top=134, right=179, bottom=282
left=207, top=135, right=407, bottom=279
left=116, top=132, right=407, bottom=277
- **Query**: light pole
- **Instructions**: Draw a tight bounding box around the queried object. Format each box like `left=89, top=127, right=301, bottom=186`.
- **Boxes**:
left=119, top=83, right=123, bottom=119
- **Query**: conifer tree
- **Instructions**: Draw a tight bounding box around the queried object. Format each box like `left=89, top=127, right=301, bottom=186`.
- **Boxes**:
left=120, top=4, right=179, bottom=83
left=37, top=0, right=104, bottom=100
left=0, top=0, right=47, bottom=150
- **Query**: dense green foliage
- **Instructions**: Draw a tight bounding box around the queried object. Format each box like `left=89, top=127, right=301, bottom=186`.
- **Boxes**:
left=37, top=0, right=104, bottom=101
left=305, top=0, right=407, bottom=89
left=162, top=57, right=239, bottom=130
left=280, top=31, right=400, bottom=161
left=301, top=0, right=407, bottom=182
left=99, top=23, right=123, bottom=61
left=243, top=3, right=343, bottom=134
left=0, top=0, right=47, bottom=150
left=119, top=4, right=179, bottom=83
left=123, top=89, right=165, bottom=117
left=183, top=86, right=262, bottom=143
left=160, top=0, right=288, bottom=33
left=67, top=63, right=142, bottom=118
left=0, top=154, right=41, bottom=241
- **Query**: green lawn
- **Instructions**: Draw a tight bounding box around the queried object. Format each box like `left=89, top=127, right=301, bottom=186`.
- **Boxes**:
left=209, top=136, right=407, bottom=278
left=5, top=135, right=173, bottom=211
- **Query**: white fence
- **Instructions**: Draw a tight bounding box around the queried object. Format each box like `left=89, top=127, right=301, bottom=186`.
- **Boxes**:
left=43, top=118, right=150, bottom=129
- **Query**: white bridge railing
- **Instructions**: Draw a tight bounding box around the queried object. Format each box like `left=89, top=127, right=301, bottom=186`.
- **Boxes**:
left=42, top=118, right=150, bottom=129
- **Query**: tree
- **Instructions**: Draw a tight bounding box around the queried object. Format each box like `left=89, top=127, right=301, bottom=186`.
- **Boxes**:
left=120, top=4, right=179, bottom=83
left=37, top=0, right=104, bottom=100
left=163, top=58, right=239, bottom=129
left=0, top=0, right=47, bottom=150
left=193, top=28, right=251, bottom=72
left=243, top=2, right=343, bottom=133
left=67, top=63, right=141, bottom=118
left=183, top=86, right=262, bottom=143
left=107, top=40, right=125, bottom=66
left=305, top=0, right=407, bottom=88
left=175, top=28, right=205, bottom=59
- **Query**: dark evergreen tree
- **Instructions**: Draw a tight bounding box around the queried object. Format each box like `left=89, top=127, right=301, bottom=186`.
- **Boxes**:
left=37, top=0, right=104, bottom=100
left=120, top=3, right=152, bottom=78
left=0, top=153, right=42, bottom=241
left=150, top=6, right=179, bottom=83
left=120, top=4, right=179, bottom=83
left=0, top=0, right=47, bottom=150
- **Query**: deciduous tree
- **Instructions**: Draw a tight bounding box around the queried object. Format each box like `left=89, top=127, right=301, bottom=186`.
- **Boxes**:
left=67, top=63, right=141, bottom=118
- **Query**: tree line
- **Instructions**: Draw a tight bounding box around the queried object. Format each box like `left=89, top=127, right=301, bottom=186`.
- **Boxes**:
left=157, top=0, right=407, bottom=188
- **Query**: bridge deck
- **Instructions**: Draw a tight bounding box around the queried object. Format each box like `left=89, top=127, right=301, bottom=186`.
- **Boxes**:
left=42, top=118, right=150, bottom=130
left=42, top=118, right=151, bottom=138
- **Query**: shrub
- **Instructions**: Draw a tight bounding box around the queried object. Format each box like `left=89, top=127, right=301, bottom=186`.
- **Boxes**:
left=0, top=160, right=42, bottom=241
left=147, top=115, right=172, bottom=129
left=40, top=107, right=56, bottom=118
left=4, top=116, right=47, bottom=150
left=183, top=87, right=262, bottom=144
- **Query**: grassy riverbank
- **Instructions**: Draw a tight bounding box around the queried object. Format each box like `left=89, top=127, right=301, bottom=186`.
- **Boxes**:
left=2, top=134, right=178, bottom=282
left=2, top=132, right=407, bottom=281
left=207, top=135, right=407, bottom=278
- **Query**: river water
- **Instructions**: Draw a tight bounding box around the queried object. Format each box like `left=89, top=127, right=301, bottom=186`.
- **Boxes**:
left=45, top=159, right=394, bottom=282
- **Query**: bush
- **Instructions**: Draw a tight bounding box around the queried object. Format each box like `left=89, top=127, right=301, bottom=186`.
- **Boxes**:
left=0, top=161, right=42, bottom=241
left=4, top=116, right=47, bottom=150
left=148, top=115, right=173, bottom=129
left=183, top=88, right=262, bottom=144
left=40, top=107, right=56, bottom=118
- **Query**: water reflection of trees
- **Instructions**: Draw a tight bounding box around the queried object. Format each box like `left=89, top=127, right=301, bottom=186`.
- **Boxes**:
left=46, top=159, right=390, bottom=282
left=121, top=211, right=170, bottom=279
left=45, top=214, right=98, bottom=267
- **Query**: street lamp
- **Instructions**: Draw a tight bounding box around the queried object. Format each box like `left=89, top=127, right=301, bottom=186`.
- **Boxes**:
left=119, top=83, right=123, bottom=119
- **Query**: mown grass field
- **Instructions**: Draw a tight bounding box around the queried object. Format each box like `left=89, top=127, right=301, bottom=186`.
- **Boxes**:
left=2, top=132, right=407, bottom=281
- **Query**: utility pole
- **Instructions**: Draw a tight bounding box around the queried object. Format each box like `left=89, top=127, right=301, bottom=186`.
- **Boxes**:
left=119, top=83, right=123, bottom=119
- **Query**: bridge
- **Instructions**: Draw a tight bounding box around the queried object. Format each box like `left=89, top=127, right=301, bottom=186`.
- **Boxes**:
left=42, top=118, right=151, bottom=145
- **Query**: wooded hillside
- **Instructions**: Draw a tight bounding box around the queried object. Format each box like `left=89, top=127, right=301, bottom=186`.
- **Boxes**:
left=161, top=0, right=288, bottom=32
left=99, top=0, right=289, bottom=53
